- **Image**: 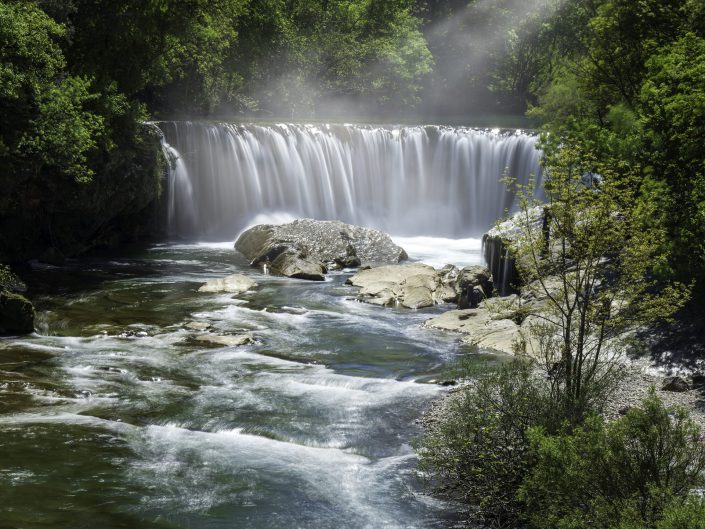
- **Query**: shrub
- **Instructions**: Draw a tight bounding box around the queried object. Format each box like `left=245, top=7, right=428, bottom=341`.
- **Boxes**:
left=520, top=391, right=705, bottom=529
left=416, top=360, right=552, bottom=528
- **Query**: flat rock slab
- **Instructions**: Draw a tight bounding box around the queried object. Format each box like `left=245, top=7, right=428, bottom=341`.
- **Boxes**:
left=235, top=219, right=407, bottom=280
left=198, top=274, right=258, bottom=294
left=346, top=263, right=458, bottom=309
left=424, top=300, right=525, bottom=356
left=195, top=333, right=255, bottom=347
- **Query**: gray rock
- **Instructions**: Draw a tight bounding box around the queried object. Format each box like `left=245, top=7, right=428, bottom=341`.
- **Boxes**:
left=271, top=250, right=327, bottom=281
left=423, top=296, right=530, bottom=355
left=662, top=376, right=690, bottom=392
left=195, top=333, right=256, bottom=347
left=456, top=265, right=493, bottom=308
left=483, top=206, right=546, bottom=295
left=0, top=290, right=35, bottom=335
left=198, top=274, right=258, bottom=294
left=235, top=219, right=407, bottom=280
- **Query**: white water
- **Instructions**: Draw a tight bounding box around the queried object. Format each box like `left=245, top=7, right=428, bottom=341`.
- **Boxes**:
left=159, top=122, right=543, bottom=239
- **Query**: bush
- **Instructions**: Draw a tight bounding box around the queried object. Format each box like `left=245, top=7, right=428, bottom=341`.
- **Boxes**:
left=520, top=391, right=705, bottom=529
left=416, top=360, right=552, bottom=528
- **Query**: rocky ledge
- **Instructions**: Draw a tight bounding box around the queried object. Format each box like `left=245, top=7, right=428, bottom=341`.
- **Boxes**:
left=235, top=219, right=408, bottom=281
left=346, top=263, right=492, bottom=310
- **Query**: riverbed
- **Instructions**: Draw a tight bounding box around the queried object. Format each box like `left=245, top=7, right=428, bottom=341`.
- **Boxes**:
left=0, top=239, right=501, bottom=528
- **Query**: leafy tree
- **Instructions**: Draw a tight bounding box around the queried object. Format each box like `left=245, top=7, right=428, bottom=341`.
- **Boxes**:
left=0, top=1, right=103, bottom=185
left=639, top=33, right=705, bottom=281
left=507, top=143, right=689, bottom=423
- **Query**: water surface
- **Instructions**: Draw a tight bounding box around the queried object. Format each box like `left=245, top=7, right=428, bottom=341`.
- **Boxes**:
left=0, top=242, right=502, bottom=528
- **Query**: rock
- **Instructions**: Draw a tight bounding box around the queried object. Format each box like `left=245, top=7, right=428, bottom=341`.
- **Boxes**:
left=195, top=333, right=256, bottom=347
left=483, top=206, right=546, bottom=295
left=440, top=380, right=457, bottom=386
left=692, top=373, right=705, bottom=387
left=271, top=251, right=326, bottom=281
left=461, top=318, right=523, bottom=354
left=662, top=376, right=690, bottom=392
left=185, top=321, right=211, bottom=331
left=347, top=263, right=440, bottom=308
left=0, top=290, right=35, bottom=335
left=235, top=219, right=407, bottom=280
left=347, top=263, right=436, bottom=287
left=198, top=273, right=258, bottom=293
left=423, top=302, right=525, bottom=356
left=399, top=286, right=435, bottom=309
left=456, top=266, right=493, bottom=308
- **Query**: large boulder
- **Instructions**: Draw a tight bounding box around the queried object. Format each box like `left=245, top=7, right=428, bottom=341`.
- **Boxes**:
left=483, top=206, right=546, bottom=295
left=235, top=219, right=407, bottom=280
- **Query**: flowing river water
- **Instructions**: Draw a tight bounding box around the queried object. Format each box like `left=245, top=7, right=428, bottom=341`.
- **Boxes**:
left=0, top=239, right=506, bottom=528
left=2, top=123, right=541, bottom=528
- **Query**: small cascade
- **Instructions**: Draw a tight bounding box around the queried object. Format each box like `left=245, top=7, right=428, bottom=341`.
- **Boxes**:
left=157, top=122, right=543, bottom=240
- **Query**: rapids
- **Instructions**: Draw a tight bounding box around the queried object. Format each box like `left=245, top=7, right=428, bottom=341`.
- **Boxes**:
left=1, top=122, right=541, bottom=527
left=0, top=242, right=503, bottom=528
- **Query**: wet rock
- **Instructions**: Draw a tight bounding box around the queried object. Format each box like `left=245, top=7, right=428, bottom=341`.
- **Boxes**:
left=198, top=273, right=258, bottom=294
left=0, top=290, right=35, bottom=335
left=195, top=333, right=256, bottom=347
left=271, top=250, right=326, bottom=281
left=235, top=219, right=407, bottom=280
left=117, top=330, right=149, bottom=338
left=440, top=380, right=457, bottom=386
left=185, top=321, right=211, bottom=331
left=483, top=206, right=546, bottom=295
left=662, top=376, right=690, bottom=392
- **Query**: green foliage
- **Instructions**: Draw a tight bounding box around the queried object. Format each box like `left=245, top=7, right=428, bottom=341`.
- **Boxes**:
left=416, top=360, right=552, bottom=528
left=521, top=392, right=705, bottom=529
left=640, top=33, right=705, bottom=281
left=656, top=497, right=705, bottom=529
left=507, top=143, right=689, bottom=423
left=519, top=0, right=705, bottom=287
left=0, top=1, right=103, bottom=183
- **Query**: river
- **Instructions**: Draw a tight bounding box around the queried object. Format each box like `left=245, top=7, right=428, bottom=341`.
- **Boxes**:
left=0, top=237, right=505, bottom=528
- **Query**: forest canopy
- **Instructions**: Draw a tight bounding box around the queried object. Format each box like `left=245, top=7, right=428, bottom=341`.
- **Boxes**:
left=2, top=0, right=705, bottom=288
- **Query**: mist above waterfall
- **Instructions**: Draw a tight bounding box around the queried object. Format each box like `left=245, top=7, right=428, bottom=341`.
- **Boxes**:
left=159, top=122, right=542, bottom=240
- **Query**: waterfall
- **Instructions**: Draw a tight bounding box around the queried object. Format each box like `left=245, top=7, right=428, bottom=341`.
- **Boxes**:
left=157, top=122, right=543, bottom=239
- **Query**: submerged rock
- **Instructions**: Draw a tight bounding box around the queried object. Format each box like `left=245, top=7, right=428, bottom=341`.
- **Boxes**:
left=185, top=321, right=211, bottom=331
left=0, top=290, right=35, bottom=335
left=195, top=333, right=256, bottom=347
left=198, top=274, right=258, bottom=294
left=235, top=219, right=407, bottom=280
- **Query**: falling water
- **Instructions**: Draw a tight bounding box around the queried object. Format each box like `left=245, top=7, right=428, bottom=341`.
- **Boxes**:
left=158, top=122, right=543, bottom=239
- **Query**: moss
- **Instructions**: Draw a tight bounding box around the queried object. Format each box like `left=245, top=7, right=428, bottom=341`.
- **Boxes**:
left=0, top=290, right=35, bottom=335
